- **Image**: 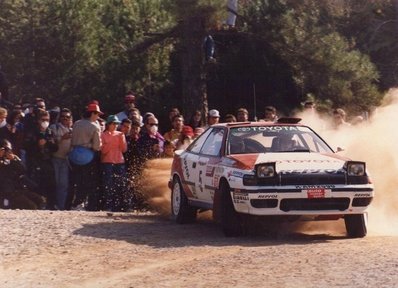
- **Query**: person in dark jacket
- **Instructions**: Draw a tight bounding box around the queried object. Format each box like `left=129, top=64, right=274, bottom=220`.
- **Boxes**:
left=0, top=109, right=24, bottom=156
left=137, top=115, right=164, bottom=164
left=23, top=109, right=58, bottom=209
left=0, top=139, right=44, bottom=209
left=123, top=120, right=141, bottom=209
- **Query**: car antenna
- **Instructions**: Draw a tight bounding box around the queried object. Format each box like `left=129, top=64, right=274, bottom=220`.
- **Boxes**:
left=253, top=82, right=257, bottom=121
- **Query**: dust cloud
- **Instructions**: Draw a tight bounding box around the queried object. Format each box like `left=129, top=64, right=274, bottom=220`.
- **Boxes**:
left=297, top=88, right=398, bottom=236
left=139, top=158, right=213, bottom=221
left=140, top=89, right=398, bottom=236
left=139, top=158, right=173, bottom=217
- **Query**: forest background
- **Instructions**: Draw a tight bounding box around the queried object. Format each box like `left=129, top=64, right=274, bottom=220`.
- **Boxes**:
left=0, top=0, right=397, bottom=122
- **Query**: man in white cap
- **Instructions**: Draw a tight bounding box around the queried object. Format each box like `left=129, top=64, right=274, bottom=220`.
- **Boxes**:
left=205, top=109, right=220, bottom=128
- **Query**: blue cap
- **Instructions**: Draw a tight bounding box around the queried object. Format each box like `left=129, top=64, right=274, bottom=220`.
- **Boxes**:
left=106, top=115, right=121, bottom=124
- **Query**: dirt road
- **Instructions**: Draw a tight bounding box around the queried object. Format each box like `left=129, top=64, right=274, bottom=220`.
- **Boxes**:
left=1, top=210, right=398, bottom=288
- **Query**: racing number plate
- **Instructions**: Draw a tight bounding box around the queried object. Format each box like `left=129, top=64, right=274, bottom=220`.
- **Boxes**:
left=305, top=188, right=326, bottom=198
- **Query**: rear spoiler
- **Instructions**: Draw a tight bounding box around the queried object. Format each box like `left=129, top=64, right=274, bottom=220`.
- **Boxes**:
left=277, top=117, right=302, bottom=124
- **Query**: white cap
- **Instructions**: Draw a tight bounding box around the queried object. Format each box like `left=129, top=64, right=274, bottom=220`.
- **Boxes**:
left=208, top=109, right=220, bottom=118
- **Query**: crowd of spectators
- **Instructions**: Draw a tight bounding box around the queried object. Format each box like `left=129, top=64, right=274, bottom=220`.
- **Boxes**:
left=0, top=91, right=361, bottom=212
left=0, top=94, right=214, bottom=211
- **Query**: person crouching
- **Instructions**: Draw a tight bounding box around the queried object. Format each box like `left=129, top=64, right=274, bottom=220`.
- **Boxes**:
left=0, top=139, right=44, bottom=209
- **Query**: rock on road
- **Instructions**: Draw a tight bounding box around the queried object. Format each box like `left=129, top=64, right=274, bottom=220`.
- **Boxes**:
left=1, top=210, right=398, bottom=288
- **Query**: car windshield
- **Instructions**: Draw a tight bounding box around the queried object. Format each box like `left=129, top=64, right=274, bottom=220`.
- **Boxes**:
left=227, top=125, right=332, bottom=154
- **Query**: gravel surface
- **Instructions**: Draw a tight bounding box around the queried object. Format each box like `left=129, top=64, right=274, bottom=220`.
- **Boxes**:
left=3, top=148, right=398, bottom=288
left=2, top=209, right=398, bottom=288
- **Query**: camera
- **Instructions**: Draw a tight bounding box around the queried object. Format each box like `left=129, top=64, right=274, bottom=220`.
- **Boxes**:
left=0, top=146, right=11, bottom=153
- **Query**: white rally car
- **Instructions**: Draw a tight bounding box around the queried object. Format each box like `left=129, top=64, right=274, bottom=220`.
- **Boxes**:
left=169, top=118, right=374, bottom=237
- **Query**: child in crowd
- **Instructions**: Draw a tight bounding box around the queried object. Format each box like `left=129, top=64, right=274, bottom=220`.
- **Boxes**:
left=162, top=140, right=176, bottom=158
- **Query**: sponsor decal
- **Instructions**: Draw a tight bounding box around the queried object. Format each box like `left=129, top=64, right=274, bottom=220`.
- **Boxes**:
left=213, top=175, right=220, bottom=187
left=281, top=168, right=343, bottom=174
left=183, top=158, right=190, bottom=179
left=277, top=159, right=341, bottom=164
left=305, top=188, right=330, bottom=198
left=233, top=196, right=249, bottom=202
left=232, top=171, right=244, bottom=178
left=227, top=170, right=245, bottom=179
left=258, top=194, right=277, bottom=199
left=198, top=160, right=207, bottom=166
left=235, top=126, right=299, bottom=133
left=233, top=191, right=249, bottom=201
left=354, top=193, right=371, bottom=197
left=206, top=166, right=215, bottom=177
left=198, top=170, right=203, bottom=193
left=296, top=184, right=335, bottom=189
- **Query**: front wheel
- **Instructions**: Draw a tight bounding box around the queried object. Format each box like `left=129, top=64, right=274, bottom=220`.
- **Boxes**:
left=220, top=182, right=244, bottom=237
left=344, top=214, right=367, bottom=238
left=171, top=177, right=197, bottom=224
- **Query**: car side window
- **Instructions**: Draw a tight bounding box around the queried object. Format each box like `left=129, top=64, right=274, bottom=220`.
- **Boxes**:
left=200, top=128, right=224, bottom=156
left=188, top=128, right=213, bottom=154
left=300, top=133, right=329, bottom=152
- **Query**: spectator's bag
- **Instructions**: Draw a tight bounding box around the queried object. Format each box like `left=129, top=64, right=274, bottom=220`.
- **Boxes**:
left=68, top=146, right=94, bottom=165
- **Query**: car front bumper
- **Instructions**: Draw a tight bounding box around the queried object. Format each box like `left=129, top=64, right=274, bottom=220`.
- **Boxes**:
left=231, top=185, right=374, bottom=216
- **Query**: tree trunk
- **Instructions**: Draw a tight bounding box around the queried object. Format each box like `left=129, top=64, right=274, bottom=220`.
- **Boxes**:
left=179, top=11, right=209, bottom=121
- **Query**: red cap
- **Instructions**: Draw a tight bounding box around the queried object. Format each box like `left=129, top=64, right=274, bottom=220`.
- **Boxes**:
left=182, top=125, right=194, bottom=138
left=124, top=94, right=135, bottom=103
left=88, top=100, right=99, bottom=105
left=86, top=103, right=104, bottom=115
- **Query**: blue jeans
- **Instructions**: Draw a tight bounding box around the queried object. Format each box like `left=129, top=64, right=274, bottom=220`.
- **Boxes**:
left=52, top=157, right=70, bottom=210
left=101, top=163, right=126, bottom=211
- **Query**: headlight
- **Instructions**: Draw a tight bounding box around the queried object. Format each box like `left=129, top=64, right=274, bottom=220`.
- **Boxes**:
left=347, top=161, right=365, bottom=176
left=256, top=163, right=276, bottom=178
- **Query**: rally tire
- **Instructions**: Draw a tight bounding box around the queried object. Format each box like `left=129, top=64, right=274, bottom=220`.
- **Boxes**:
left=220, top=181, right=244, bottom=237
left=171, top=177, right=197, bottom=224
left=344, top=214, right=367, bottom=238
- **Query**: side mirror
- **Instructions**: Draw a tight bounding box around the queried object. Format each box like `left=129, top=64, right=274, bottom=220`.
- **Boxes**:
left=336, top=147, right=344, bottom=153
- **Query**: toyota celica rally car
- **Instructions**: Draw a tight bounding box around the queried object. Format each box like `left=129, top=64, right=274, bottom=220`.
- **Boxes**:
left=169, top=118, right=374, bottom=237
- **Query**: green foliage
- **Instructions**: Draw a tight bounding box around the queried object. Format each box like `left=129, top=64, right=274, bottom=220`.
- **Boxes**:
left=0, top=0, right=175, bottom=114
left=0, top=0, right=394, bottom=117
left=241, top=0, right=383, bottom=113
left=321, top=0, right=398, bottom=90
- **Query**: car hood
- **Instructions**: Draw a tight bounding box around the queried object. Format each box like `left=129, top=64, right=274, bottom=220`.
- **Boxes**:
left=257, top=152, right=348, bottom=172
left=228, top=152, right=350, bottom=172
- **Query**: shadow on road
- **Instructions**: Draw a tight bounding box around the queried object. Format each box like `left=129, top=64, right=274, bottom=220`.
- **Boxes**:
left=73, top=212, right=348, bottom=248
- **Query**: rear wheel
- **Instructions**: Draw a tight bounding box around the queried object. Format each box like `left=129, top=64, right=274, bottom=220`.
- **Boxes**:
left=171, top=177, right=197, bottom=224
left=220, top=181, right=244, bottom=237
left=344, top=214, right=367, bottom=238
